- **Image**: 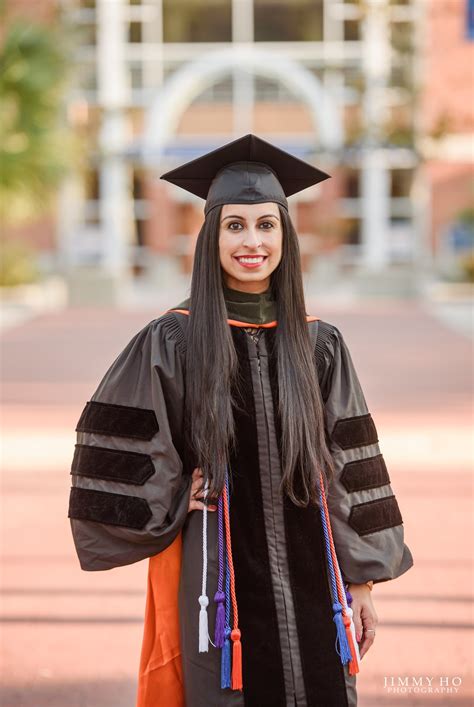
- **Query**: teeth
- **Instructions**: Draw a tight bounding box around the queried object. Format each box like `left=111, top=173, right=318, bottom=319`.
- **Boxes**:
left=237, top=256, right=265, bottom=264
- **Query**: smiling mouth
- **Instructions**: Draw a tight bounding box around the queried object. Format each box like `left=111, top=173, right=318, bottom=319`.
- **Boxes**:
left=233, top=255, right=268, bottom=266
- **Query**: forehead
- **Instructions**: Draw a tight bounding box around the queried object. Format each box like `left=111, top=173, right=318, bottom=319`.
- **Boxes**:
left=221, top=202, right=280, bottom=219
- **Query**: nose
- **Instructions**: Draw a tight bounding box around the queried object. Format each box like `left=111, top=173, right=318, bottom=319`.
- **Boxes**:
left=242, top=226, right=262, bottom=249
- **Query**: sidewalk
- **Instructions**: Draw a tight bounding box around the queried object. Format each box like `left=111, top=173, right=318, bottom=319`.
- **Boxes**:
left=1, top=297, right=473, bottom=706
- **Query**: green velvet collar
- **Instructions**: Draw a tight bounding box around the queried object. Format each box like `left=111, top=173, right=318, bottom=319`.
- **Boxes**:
left=171, top=282, right=277, bottom=325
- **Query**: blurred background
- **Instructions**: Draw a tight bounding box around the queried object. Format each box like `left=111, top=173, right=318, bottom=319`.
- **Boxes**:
left=1, top=0, right=473, bottom=306
left=1, top=0, right=473, bottom=706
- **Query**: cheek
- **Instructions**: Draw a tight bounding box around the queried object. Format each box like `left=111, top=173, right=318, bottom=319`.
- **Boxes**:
left=271, top=230, right=283, bottom=260
left=218, top=231, right=234, bottom=265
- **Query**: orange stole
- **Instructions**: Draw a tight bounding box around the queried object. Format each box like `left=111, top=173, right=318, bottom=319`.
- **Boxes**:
left=136, top=532, right=185, bottom=707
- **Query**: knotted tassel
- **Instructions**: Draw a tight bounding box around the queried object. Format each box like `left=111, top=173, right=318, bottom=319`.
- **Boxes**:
left=231, top=628, right=243, bottom=690
left=221, top=626, right=232, bottom=689
left=332, top=601, right=352, bottom=664
left=214, top=590, right=226, bottom=648
left=343, top=606, right=360, bottom=675
left=198, top=594, right=209, bottom=652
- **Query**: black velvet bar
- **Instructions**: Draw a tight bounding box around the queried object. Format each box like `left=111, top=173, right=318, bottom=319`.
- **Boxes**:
left=71, top=444, right=155, bottom=485
left=76, top=401, right=159, bottom=441
left=348, top=495, right=403, bottom=536
left=332, top=412, right=378, bottom=450
left=68, top=487, right=152, bottom=529
left=340, top=454, right=391, bottom=493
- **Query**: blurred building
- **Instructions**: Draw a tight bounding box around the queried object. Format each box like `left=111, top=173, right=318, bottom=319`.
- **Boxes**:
left=10, top=0, right=474, bottom=295
left=417, top=0, right=474, bottom=281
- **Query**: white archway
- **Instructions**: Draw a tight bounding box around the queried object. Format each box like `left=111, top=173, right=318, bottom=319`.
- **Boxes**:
left=140, top=46, right=343, bottom=161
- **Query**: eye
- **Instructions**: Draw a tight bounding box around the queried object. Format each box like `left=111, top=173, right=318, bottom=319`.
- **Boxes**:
left=225, top=219, right=276, bottom=231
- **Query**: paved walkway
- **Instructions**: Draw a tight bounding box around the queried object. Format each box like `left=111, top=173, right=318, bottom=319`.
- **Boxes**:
left=1, top=297, right=473, bottom=706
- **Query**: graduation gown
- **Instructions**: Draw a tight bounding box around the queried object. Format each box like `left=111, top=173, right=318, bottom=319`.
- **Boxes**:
left=68, top=292, right=413, bottom=707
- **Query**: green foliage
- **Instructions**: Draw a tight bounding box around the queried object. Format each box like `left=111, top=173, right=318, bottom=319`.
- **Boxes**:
left=456, top=207, right=474, bottom=227
left=457, top=251, right=474, bottom=282
left=0, top=20, right=73, bottom=224
left=0, top=239, right=40, bottom=287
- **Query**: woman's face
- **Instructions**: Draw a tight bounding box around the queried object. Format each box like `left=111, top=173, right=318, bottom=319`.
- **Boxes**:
left=219, top=202, right=283, bottom=293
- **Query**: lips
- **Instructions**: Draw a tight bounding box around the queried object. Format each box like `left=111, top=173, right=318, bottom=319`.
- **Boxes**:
left=233, top=255, right=268, bottom=269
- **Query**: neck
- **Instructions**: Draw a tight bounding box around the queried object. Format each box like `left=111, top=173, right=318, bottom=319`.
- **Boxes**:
left=222, top=281, right=271, bottom=299
left=170, top=281, right=277, bottom=326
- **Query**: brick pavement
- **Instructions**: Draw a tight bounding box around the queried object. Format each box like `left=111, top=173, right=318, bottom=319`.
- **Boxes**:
left=1, top=299, right=472, bottom=706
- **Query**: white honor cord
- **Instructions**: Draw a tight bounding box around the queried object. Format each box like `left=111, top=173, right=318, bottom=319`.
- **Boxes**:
left=203, top=476, right=216, bottom=648
left=198, top=478, right=210, bottom=652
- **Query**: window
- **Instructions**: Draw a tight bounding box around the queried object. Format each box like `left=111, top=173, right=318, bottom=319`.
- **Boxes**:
left=84, top=168, right=100, bottom=201
left=254, top=0, right=323, bottom=41
left=345, top=169, right=360, bottom=199
left=343, top=20, right=360, bottom=41
left=129, top=21, right=142, bottom=43
left=390, top=169, right=413, bottom=198
left=132, top=170, right=146, bottom=248
left=341, top=217, right=361, bottom=246
left=163, top=0, right=232, bottom=43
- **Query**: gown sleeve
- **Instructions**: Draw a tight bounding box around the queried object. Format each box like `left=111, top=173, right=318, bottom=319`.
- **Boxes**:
left=68, top=313, right=192, bottom=571
left=317, top=321, right=414, bottom=586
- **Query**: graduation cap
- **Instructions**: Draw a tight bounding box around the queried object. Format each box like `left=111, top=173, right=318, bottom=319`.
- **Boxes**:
left=160, top=134, right=330, bottom=216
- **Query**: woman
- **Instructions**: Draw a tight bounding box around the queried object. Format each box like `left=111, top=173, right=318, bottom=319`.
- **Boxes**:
left=68, top=134, right=413, bottom=707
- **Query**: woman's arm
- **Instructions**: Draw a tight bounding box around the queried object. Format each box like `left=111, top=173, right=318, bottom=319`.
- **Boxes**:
left=347, top=582, right=378, bottom=659
left=317, top=321, right=414, bottom=586
left=316, top=322, right=414, bottom=657
left=68, top=313, right=193, bottom=571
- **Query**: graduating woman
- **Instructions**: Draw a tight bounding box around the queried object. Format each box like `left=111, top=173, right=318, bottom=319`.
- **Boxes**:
left=68, top=134, right=414, bottom=707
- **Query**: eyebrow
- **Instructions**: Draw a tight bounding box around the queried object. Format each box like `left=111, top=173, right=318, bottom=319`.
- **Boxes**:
left=221, top=213, right=280, bottom=222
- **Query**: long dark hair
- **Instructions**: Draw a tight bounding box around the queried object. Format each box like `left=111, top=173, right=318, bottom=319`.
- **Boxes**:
left=185, top=204, right=336, bottom=507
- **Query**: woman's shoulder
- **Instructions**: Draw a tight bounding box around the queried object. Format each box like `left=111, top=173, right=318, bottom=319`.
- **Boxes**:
left=308, top=317, right=344, bottom=357
left=130, top=307, right=190, bottom=355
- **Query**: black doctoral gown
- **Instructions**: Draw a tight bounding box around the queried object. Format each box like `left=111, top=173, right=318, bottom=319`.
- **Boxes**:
left=68, top=291, right=413, bottom=707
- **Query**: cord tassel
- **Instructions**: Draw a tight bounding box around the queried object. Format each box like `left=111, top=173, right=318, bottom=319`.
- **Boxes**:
left=198, top=595, right=209, bottom=652
left=221, top=626, right=232, bottom=688
left=332, top=601, right=352, bottom=663
left=343, top=607, right=360, bottom=675
left=214, top=590, right=225, bottom=648
left=231, top=628, right=243, bottom=690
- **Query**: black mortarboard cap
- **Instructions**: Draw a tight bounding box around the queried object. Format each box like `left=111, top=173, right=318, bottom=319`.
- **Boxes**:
left=160, top=134, right=330, bottom=216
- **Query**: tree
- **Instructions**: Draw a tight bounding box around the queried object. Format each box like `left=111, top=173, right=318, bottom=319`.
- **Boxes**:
left=0, top=19, right=73, bottom=224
